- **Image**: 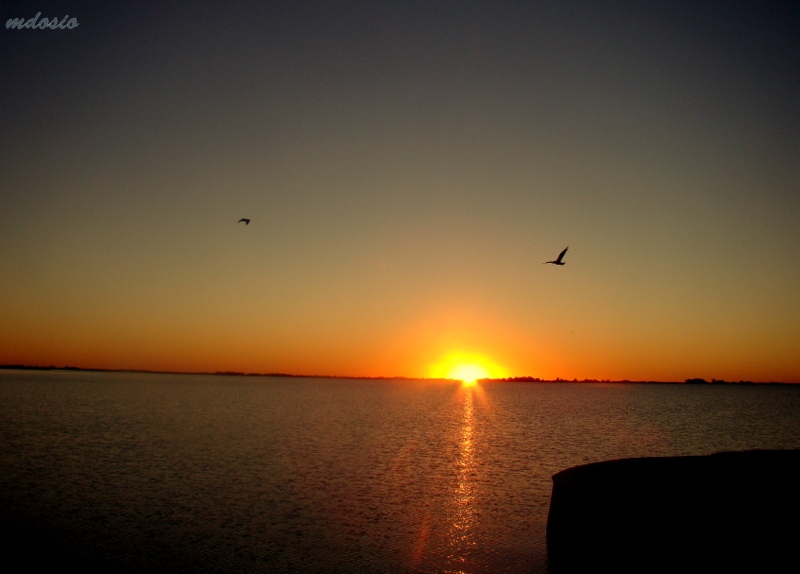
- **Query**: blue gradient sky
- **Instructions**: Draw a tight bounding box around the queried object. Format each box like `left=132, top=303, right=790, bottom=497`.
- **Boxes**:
left=1, top=1, right=798, bottom=381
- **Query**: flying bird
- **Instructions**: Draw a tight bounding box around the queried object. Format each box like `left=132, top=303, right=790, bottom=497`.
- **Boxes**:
left=238, top=218, right=250, bottom=225
left=544, top=246, right=568, bottom=265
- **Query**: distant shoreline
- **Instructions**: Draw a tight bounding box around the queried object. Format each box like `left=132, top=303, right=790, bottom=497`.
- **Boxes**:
left=0, top=365, right=796, bottom=385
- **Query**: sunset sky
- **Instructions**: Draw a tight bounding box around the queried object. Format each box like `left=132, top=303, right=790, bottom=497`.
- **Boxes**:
left=1, top=1, right=798, bottom=382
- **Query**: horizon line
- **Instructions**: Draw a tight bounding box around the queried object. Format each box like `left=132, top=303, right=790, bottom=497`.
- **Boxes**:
left=1, top=364, right=796, bottom=385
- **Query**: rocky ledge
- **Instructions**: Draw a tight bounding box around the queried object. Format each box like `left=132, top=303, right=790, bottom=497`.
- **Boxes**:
left=546, top=449, right=800, bottom=572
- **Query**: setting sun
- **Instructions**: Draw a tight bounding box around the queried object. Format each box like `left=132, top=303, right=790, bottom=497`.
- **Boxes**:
left=429, top=352, right=507, bottom=384
left=448, top=364, right=490, bottom=385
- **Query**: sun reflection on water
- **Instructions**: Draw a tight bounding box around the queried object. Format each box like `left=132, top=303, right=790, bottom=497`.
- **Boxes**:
left=445, top=384, right=479, bottom=573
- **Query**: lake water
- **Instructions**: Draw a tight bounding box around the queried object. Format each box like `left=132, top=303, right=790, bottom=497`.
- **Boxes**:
left=1, top=370, right=799, bottom=573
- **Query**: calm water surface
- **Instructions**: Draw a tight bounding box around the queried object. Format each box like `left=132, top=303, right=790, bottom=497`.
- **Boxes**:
left=2, top=371, right=799, bottom=573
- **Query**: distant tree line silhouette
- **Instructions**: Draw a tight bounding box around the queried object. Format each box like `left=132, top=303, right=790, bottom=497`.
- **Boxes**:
left=685, top=378, right=757, bottom=384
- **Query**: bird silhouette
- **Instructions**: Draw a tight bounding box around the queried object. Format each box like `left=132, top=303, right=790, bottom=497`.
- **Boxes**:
left=544, top=246, right=568, bottom=265
left=238, top=218, right=250, bottom=225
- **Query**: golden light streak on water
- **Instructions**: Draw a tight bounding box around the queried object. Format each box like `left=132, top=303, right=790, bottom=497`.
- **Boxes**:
left=444, top=384, right=479, bottom=573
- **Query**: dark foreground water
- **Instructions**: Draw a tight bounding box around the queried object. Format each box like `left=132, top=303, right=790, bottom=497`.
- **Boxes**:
left=1, top=371, right=799, bottom=573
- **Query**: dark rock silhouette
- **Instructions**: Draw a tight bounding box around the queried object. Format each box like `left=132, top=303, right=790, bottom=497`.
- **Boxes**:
left=546, top=449, right=800, bottom=572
